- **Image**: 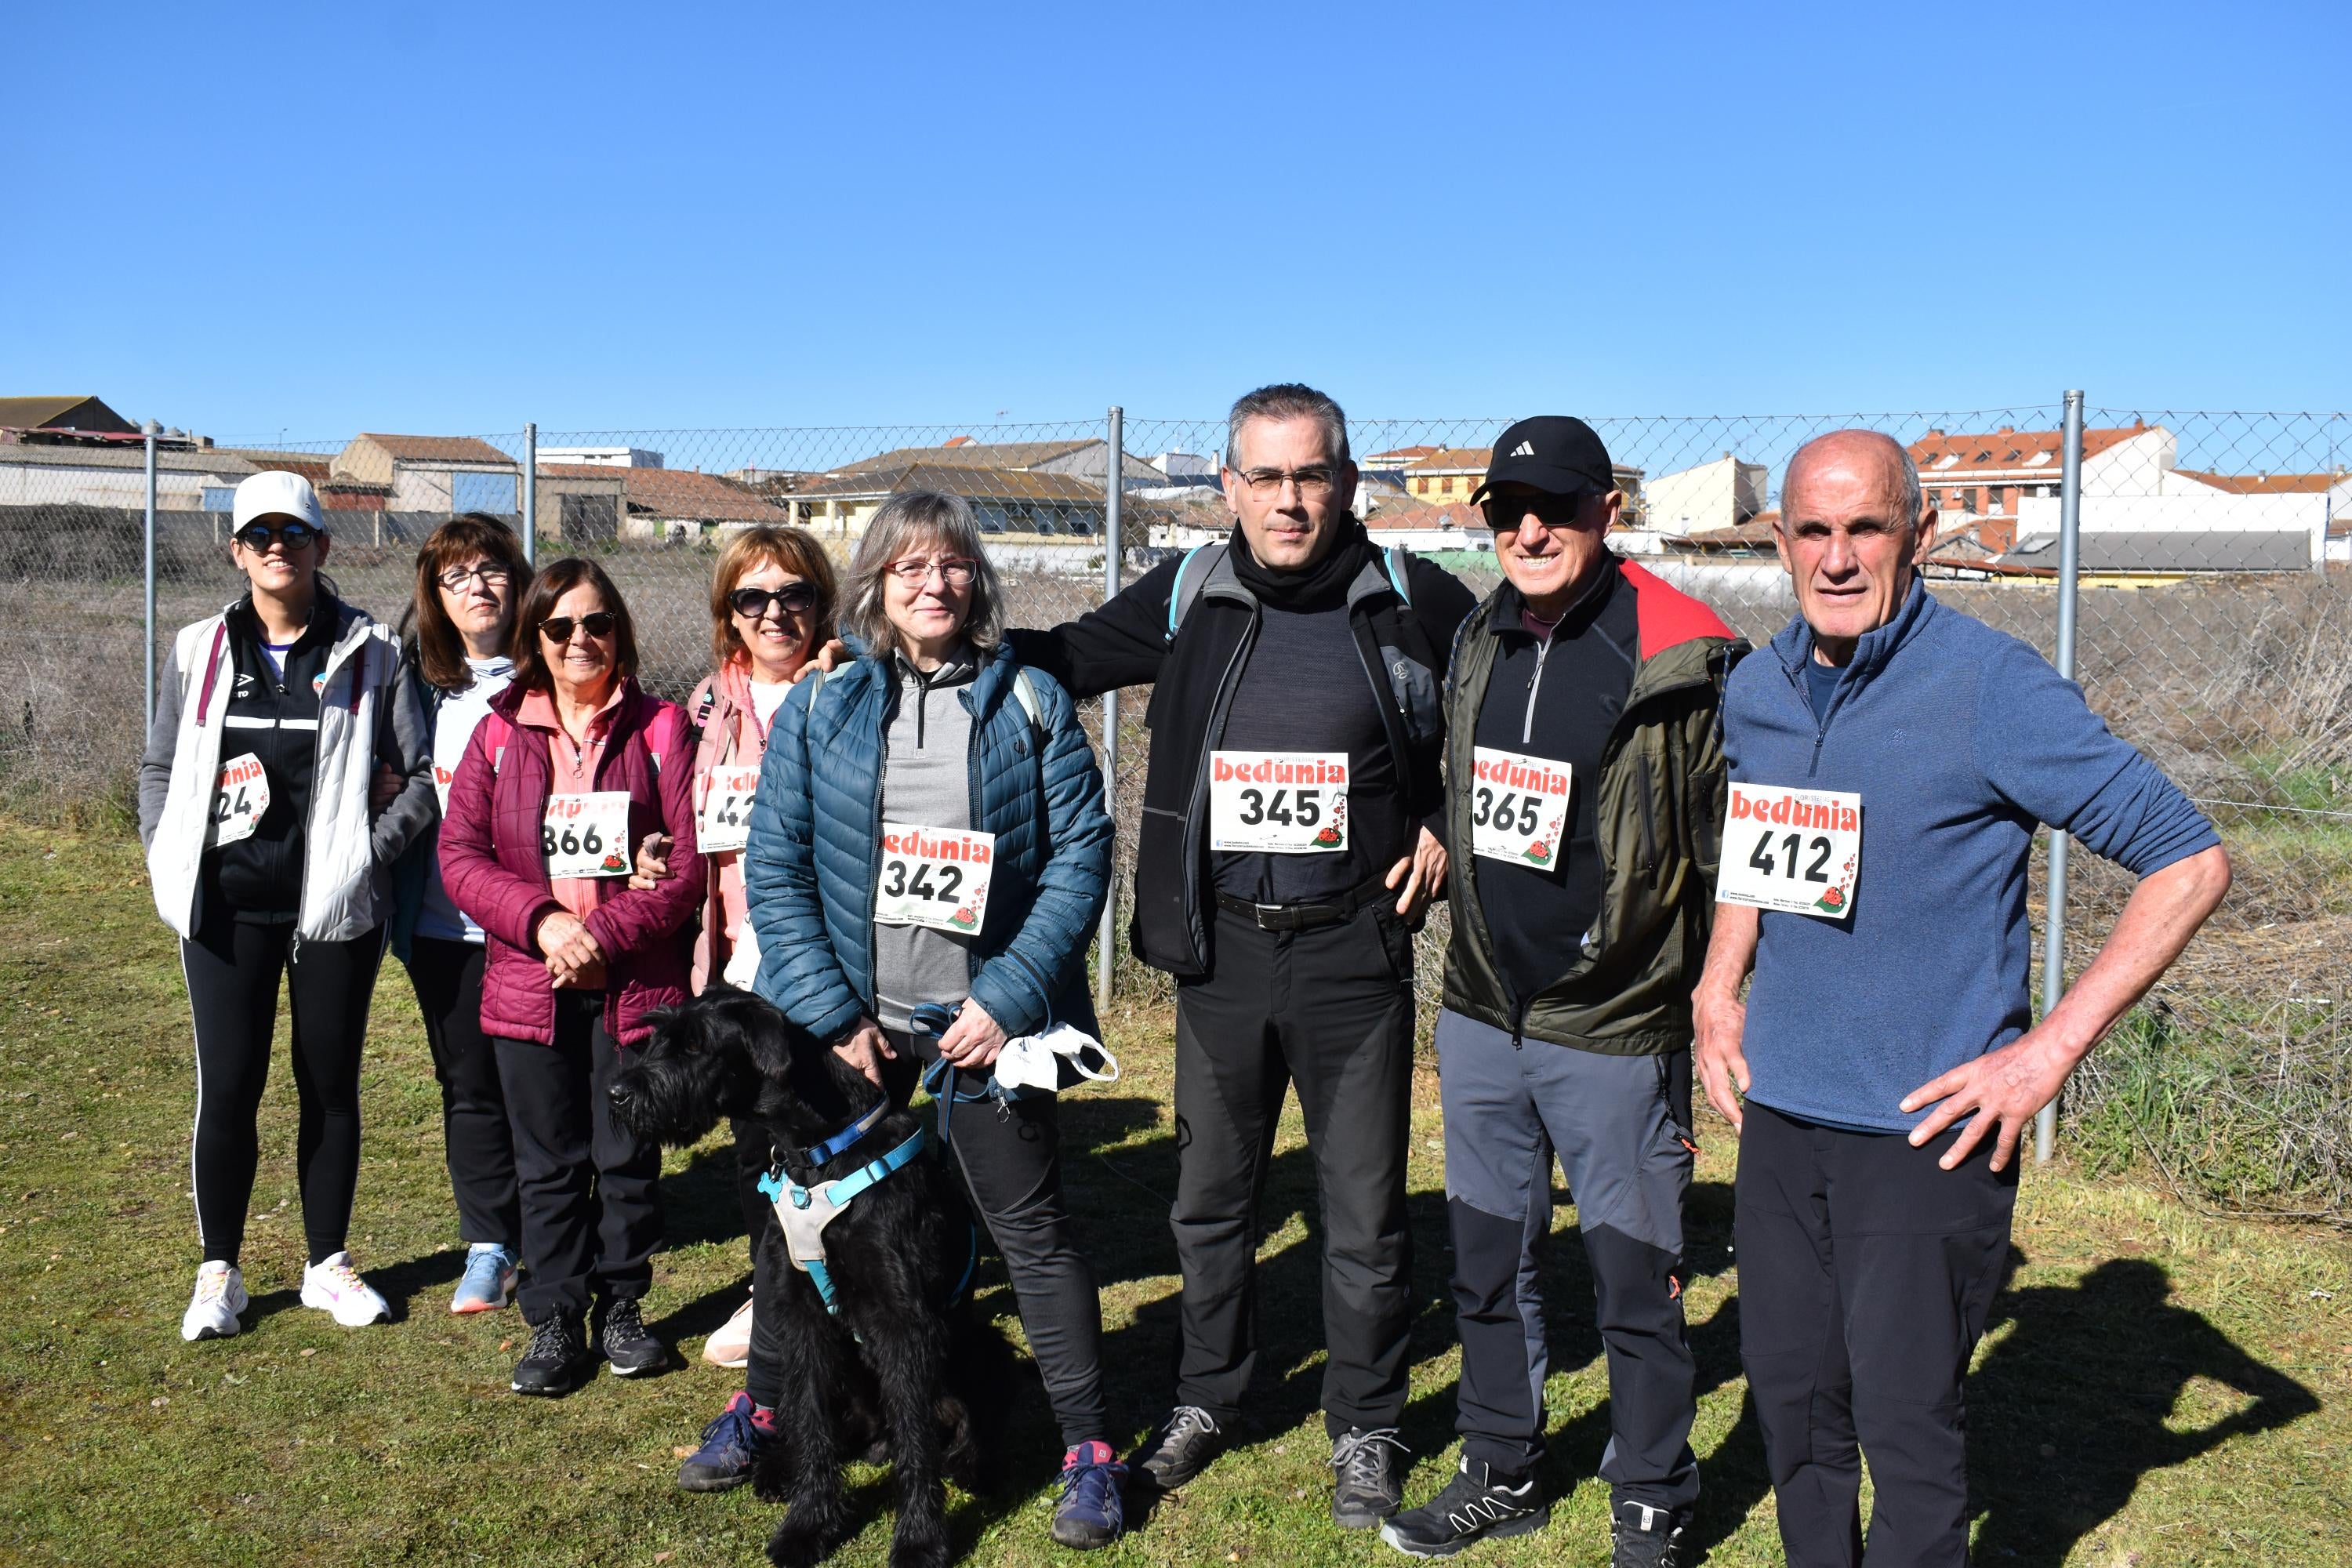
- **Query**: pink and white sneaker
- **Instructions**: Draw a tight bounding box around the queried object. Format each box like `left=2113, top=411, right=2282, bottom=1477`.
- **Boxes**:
left=181, top=1261, right=249, bottom=1341
left=300, top=1250, right=390, bottom=1327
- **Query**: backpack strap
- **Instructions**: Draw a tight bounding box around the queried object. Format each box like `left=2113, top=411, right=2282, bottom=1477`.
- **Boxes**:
left=1165, top=541, right=1225, bottom=643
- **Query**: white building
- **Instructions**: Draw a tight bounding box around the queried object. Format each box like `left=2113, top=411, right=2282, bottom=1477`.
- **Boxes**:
left=1642, top=453, right=1769, bottom=536
left=538, top=446, right=664, bottom=469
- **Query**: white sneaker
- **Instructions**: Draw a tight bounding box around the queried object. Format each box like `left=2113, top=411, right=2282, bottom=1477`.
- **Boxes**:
left=300, top=1250, right=390, bottom=1327
left=181, top=1260, right=249, bottom=1341
left=702, top=1290, right=755, bottom=1368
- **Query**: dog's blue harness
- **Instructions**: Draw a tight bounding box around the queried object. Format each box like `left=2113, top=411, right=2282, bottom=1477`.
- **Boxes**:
left=759, top=1101, right=979, bottom=1318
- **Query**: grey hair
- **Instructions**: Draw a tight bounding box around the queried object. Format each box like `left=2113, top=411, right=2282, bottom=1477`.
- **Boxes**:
left=1224, top=383, right=1351, bottom=470
left=1781, top=430, right=1926, bottom=535
left=843, top=490, right=1006, bottom=653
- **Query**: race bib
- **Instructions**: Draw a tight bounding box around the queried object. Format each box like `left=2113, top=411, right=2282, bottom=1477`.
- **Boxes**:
left=874, top=823, right=995, bottom=933
left=542, top=791, right=633, bottom=879
left=698, top=765, right=760, bottom=855
left=207, top=753, right=270, bottom=848
left=1715, top=784, right=1861, bottom=917
left=1208, top=751, right=1349, bottom=854
left=1469, top=747, right=1573, bottom=869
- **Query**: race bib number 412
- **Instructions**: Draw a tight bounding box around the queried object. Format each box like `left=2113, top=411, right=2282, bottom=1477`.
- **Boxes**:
left=874, top=824, right=995, bottom=933
left=1715, top=784, right=1861, bottom=917
left=1208, top=751, right=1348, bottom=854
left=542, top=791, right=633, bottom=879
left=1469, top=747, right=1572, bottom=869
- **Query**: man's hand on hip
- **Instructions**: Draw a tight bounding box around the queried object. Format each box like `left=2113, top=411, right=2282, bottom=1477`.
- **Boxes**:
left=1900, top=1027, right=2082, bottom=1173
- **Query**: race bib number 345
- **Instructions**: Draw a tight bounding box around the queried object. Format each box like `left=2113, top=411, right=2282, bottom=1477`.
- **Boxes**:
left=874, top=823, right=995, bottom=933
left=1208, top=751, right=1348, bottom=854
left=1469, top=747, right=1572, bottom=869
left=543, top=791, right=633, bottom=879
left=1715, top=784, right=1861, bottom=917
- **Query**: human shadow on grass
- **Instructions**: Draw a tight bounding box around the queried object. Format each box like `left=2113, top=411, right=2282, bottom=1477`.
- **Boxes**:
left=1965, top=1253, right=2318, bottom=1566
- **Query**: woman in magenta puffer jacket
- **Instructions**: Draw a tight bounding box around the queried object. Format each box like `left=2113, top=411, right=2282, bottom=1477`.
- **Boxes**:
left=439, top=556, right=704, bottom=1397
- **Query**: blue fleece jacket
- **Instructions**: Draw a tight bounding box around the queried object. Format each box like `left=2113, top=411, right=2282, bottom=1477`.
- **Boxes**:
left=1723, top=580, right=2217, bottom=1133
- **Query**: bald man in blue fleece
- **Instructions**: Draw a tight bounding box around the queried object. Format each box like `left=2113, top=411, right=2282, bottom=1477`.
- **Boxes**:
left=1690, top=430, right=2231, bottom=1568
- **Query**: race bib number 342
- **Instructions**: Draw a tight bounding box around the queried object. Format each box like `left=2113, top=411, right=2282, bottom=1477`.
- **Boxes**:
left=1715, top=784, right=1861, bottom=918
left=874, top=824, right=995, bottom=932
left=1469, top=747, right=1572, bottom=869
left=1208, top=751, right=1348, bottom=854
left=542, top=791, right=633, bottom=879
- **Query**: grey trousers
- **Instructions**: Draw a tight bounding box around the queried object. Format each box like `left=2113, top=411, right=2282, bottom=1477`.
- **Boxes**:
left=1435, top=1007, right=1698, bottom=1509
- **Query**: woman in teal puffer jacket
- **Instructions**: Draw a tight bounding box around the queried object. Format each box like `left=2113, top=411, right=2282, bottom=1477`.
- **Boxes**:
left=742, top=491, right=1127, bottom=1549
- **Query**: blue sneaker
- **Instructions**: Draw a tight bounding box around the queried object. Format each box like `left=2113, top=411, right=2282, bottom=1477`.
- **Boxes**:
left=1052, top=1440, right=1126, bottom=1549
left=677, top=1392, right=775, bottom=1493
left=450, top=1243, right=517, bottom=1314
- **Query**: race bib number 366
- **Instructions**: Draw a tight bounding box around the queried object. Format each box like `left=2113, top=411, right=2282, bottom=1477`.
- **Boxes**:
left=875, top=824, right=994, bottom=932
left=1715, top=784, right=1861, bottom=917
left=1208, top=751, right=1348, bottom=854
left=1469, top=747, right=1572, bottom=869
left=207, top=753, right=270, bottom=848
left=698, top=765, right=760, bottom=855
left=543, top=791, right=633, bottom=879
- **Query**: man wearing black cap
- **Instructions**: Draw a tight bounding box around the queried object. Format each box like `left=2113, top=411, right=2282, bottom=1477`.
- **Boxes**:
left=1382, top=418, right=1742, bottom=1566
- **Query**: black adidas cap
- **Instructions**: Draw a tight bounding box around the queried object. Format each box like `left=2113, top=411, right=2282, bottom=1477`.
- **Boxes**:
left=1471, top=416, right=1616, bottom=504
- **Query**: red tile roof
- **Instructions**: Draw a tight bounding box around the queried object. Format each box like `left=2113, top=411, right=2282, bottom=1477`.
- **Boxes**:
left=2171, top=468, right=2347, bottom=495
left=1906, top=423, right=2147, bottom=475
left=538, top=463, right=786, bottom=523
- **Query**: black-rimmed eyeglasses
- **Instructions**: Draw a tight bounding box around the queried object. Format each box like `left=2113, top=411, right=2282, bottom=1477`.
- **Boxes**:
left=437, top=563, right=513, bottom=591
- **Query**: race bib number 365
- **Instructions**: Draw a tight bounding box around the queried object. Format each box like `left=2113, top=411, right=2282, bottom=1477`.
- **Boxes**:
left=1208, top=751, right=1348, bottom=854
left=1715, top=784, right=1861, bottom=917
left=542, top=791, right=633, bottom=879
left=698, top=765, right=760, bottom=855
left=207, top=753, right=270, bottom=847
left=874, top=823, right=996, bottom=933
left=1469, top=747, right=1572, bottom=869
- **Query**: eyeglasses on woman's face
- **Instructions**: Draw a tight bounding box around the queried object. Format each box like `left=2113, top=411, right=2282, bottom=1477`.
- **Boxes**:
left=438, top=561, right=512, bottom=591
left=234, top=521, right=323, bottom=552
left=886, top=557, right=977, bottom=588
left=538, top=611, right=616, bottom=644
left=729, top=583, right=816, bottom=619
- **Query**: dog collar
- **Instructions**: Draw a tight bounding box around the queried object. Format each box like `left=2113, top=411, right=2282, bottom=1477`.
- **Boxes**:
left=793, top=1096, right=890, bottom=1169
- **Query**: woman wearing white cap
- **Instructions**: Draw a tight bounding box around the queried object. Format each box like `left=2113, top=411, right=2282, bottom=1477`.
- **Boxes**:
left=138, top=470, right=437, bottom=1341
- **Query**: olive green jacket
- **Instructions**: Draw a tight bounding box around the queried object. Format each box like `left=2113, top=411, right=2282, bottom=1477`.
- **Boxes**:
left=1440, top=560, right=1745, bottom=1054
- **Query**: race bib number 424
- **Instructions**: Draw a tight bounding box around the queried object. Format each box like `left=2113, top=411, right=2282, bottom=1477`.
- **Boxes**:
left=1715, top=784, right=1861, bottom=917
left=1208, top=751, right=1349, bottom=854
left=1469, top=747, right=1572, bottom=869
left=698, top=765, right=760, bottom=855
left=542, top=791, right=633, bottom=879
left=874, top=824, right=995, bottom=932
left=207, top=753, right=270, bottom=847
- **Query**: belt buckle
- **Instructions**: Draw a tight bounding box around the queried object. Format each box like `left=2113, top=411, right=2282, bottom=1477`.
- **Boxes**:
left=1251, top=902, right=1285, bottom=931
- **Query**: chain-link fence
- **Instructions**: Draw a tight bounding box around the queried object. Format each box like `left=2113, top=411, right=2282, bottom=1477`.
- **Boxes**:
left=2, top=402, right=2344, bottom=1218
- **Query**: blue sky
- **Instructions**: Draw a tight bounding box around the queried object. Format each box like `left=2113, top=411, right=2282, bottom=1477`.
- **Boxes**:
left=9, top=1, right=2347, bottom=440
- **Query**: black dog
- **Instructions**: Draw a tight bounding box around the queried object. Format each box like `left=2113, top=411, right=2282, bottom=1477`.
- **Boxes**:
left=611, top=985, right=997, bottom=1568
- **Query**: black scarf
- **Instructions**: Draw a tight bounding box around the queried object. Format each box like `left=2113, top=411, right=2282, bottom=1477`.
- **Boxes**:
left=1227, top=516, right=1377, bottom=612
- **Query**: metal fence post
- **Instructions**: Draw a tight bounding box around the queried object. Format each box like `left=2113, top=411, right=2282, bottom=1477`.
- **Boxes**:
left=1097, top=406, right=1124, bottom=1014
left=522, top=422, right=539, bottom=565
left=2035, top=390, right=2087, bottom=1163
left=143, top=420, right=160, bottom=737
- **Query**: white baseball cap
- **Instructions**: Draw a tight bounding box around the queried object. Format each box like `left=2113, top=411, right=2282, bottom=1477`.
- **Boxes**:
left=232, top=470, right=326, bottom=532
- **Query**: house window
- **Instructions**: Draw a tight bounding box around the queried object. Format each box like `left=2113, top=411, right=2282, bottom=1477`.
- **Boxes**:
left=1416, top=477, right=1428, bottom=493
left=1988, top=486, right=2007, bottom=511
left=1441, top=477, right=1454, bottom=494
left=451, top=471, right=517, bottom=514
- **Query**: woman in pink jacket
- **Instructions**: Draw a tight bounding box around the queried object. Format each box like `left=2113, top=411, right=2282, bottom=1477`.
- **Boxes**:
left=438, top=557, right=705, bottom=1397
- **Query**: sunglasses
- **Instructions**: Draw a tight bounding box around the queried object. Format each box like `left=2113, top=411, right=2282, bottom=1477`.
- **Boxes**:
left=538, top=612, right=616, bottom=643
left=1483, top=491, right=1595, bottom=531
left=729, top=583, right=816, bottom=619
left=234, top=521, right=322, bottom=551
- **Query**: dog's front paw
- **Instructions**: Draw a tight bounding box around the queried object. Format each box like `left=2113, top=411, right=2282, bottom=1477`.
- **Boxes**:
left=769, top=1507, right=848, bottom=1568
left=887, top=1519, right=953, bottom=1568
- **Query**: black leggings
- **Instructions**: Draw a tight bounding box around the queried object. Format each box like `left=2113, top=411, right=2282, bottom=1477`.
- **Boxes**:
left=745, top=1033, right=1109, bottom=1450
left=180, top=910, right=386, bottom=1268
left=403, top=937, right=520, bottom=1250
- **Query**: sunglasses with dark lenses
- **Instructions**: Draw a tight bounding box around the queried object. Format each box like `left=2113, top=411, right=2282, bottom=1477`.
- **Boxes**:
left=728, top=583, right=817, bottom=619
left=1483, top=491, right=1595, bottom=531
left=538, top=612, right=617, bottom=643
left=234, top=521, right=322, bottom=551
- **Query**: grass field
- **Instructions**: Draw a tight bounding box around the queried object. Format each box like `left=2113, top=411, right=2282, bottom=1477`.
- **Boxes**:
left=2, top=820, right=2347, bottom=1566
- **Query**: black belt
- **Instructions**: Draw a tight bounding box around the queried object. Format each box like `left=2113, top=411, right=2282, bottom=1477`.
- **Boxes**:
left=1213, top=870, right=1391, bottom=933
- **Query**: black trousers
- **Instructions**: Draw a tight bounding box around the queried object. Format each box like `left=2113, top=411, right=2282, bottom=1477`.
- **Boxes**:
left=744, top=1036, right=1111, bottom=1449
left=1170, top=902, right=1415, bottom=1437
left=180, top=909, right=385, bottom=1268
left=494, top=992, right=664, bottom=1325
left=403, top=937, right=520, bottom=1250
left=1736, top=1102, right=2018, bottom=1568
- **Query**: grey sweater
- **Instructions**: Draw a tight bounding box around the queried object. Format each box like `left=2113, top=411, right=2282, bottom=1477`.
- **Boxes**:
left=873, top=648, right=980, bottom=1034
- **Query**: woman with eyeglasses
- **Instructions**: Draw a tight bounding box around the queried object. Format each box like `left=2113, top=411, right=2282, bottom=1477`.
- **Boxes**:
left=139, top=470, right=436, bottom=1343
left=741, top=492, right=1128, bottom=1549
left=437, top=557, right=706, bottom=1396
left=384, top=514, right=534, bottom=1315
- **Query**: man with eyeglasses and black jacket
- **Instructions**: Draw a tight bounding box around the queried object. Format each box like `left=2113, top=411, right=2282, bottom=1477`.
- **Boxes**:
left=1007, top=383, right=1477, bottom=1528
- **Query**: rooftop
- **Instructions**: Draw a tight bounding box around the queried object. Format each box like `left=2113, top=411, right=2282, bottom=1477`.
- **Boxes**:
left=834, top=438, right=1098, bottom=474
left=793, top=462, right=1106, bottom=504
left=2172, top=468, right=2349, bottom=496
left=1993, top=529, right=2314, bottom=575
left=352, top=433, right=517, bottom=466
left=537, top=464, right=784, bottom=522
left=1907, top=423, right=2149, bottom=474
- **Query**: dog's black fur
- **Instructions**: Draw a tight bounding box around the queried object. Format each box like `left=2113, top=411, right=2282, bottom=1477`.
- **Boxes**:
left=612, top=985, right=999, bottom=1568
